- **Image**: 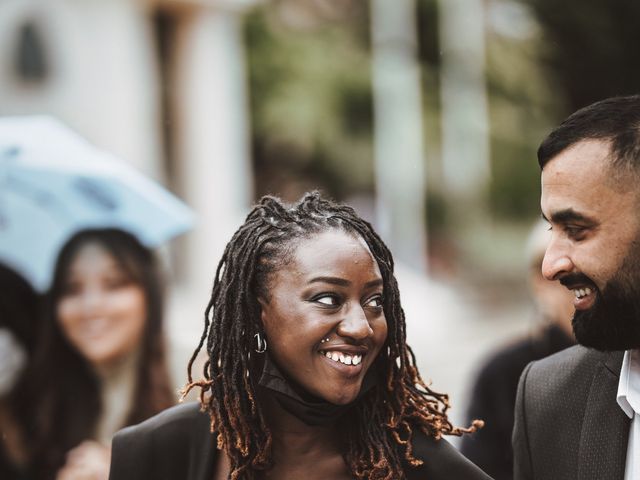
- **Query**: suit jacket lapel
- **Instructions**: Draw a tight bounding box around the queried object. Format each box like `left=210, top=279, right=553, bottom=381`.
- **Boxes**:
left=578, top=351, right=630, bottom=480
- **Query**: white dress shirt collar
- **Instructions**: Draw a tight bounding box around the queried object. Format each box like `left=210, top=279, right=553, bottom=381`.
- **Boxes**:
left=617, top=349, right=640, bottom=418
left=617, top=349, right=640, bottom=480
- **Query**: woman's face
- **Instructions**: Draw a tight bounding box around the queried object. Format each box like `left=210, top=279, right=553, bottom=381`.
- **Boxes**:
left=56, top=242, right=147, bottom=370
left=259, top=229, right=388, bottom=405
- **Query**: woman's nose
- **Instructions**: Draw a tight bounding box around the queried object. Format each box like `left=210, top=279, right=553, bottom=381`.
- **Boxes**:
left=79, top=287, right=105, bottom=312
left=337, top=303, right=373, bottom=340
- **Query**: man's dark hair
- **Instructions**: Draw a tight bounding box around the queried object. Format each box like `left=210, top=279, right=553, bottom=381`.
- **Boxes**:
left=184, top=192, right=480, bottom=480
left=538, top=95, right=640, bottom=174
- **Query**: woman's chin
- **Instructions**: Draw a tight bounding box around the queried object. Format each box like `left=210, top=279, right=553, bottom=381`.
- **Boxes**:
left=322, top=384, right=362, bottom=405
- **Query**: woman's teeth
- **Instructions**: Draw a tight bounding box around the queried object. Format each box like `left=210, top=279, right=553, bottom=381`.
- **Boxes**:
left=321, top=351, right=362, bottom=366
left=574, top=287, right=593, bottom=299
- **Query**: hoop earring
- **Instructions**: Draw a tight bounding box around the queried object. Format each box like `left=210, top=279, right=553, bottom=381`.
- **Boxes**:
left=254, top=332, right=267, bottom=353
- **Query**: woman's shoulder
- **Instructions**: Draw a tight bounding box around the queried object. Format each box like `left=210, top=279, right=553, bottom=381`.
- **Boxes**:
left=404, top=429, right=493, bottom=480
left=109, top=402, right=216, bottom=480
left=120, top=401, right=210, bottom=436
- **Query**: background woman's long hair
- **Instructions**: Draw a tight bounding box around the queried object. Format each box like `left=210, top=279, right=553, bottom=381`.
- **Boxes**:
left=0, top=264, right=40, bottom=463
left=27, top=229, right=174, bottom=478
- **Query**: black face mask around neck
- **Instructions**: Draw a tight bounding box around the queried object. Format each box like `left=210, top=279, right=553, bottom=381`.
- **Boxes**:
left=256, top=352, right=378, bottom=427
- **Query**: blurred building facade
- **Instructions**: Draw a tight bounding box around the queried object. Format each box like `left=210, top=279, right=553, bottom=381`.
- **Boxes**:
left=0, top=0, right=562, bottom=420
left=0, top=0, right=260, bottom=383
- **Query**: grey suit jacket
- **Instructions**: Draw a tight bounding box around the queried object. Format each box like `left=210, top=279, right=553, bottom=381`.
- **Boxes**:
left=513, top=345, right=630, bottom=480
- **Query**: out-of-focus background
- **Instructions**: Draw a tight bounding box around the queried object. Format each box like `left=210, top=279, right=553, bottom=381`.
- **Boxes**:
left=2, top=0, right=639, bottom=428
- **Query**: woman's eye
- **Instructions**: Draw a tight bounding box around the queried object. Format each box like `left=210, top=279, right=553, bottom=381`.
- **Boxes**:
left=104, top=275, right=131, bottom=290
left=61, top=281, right=82, bottom=296
left=365, top=295, right=383, bottom=308
left=314, top=294, right=339, bottom=306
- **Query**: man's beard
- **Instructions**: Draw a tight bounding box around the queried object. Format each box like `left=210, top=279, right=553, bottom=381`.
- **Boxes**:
left=568, top=242, right=640, bottom=351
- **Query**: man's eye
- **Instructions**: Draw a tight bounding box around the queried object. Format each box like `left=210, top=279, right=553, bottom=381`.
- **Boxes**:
left=565, top=225, right=586, bottom=239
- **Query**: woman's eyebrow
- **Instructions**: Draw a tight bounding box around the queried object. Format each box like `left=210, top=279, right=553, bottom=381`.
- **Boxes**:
left=308, top=276, right=350, bottom=286
left=364, top=279, right=384, bottom=289
left=307, top=277, right=383, bottom=288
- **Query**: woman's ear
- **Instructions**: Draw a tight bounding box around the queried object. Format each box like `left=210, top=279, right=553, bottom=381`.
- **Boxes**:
left=257, top=297, right=268, bottom=327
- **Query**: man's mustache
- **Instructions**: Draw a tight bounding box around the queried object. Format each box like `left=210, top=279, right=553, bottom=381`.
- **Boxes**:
left=559, top=273, right=596, bottom=289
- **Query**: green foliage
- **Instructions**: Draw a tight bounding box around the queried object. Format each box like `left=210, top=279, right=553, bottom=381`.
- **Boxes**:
left=488, top=135, right=541, bottom=219
left=244, top=4, right=375, bottom=200
left=524, top=0, right=640, bottom=114
left=484, top=3, right=557, bottom=221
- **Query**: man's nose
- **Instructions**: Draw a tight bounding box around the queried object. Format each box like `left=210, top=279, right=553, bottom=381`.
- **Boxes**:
left=337, top=303, right=373, bottom=340
left=541, top=236, right=573, bottom=281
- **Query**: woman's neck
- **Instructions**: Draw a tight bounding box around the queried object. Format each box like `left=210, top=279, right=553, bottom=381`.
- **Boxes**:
left=262, top=393, right=342, bottom=459
left=93, top=350, right=140, bottom=445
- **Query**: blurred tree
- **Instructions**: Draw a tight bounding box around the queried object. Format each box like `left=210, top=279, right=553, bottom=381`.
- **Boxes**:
left=525, top=0, right=640, bottom=113
left=484, top=0, right=556, bottom=222
left=244, top=1, right=375, bottom=202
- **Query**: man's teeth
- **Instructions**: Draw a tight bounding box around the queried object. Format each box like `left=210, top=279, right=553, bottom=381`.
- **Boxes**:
left=322, top=351, right=362, bottom=366
left=573, top=287, right=593, bottom=299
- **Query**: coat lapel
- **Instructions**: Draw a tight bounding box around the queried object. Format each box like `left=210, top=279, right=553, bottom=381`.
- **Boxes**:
left=577, top=351, right=630, bottom=480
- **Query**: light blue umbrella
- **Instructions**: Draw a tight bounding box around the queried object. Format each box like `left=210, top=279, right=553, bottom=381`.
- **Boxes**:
left=0, top=115, right=195, bottom=291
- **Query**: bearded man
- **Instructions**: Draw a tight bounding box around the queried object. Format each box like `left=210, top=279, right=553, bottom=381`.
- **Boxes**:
left=513, top=95, right=640, bottom=480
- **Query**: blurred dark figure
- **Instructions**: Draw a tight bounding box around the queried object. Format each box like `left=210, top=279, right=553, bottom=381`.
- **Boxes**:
left=27, top=229, right=175, bottom=480
left=460, top=220, right=575, bottom=480
left=0, top=264, right=40, bottom=479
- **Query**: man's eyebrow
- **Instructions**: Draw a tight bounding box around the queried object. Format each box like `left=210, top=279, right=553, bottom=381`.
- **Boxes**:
left=543, top=209, right=595, bottom=224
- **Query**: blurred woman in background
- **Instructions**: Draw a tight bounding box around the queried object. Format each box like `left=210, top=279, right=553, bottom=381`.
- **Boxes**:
left=0, top=264, right=40, bottom=479
left=29, top=229, right=174, bottom=480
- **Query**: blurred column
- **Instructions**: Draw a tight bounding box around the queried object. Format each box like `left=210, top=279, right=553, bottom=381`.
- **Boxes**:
left=172, top=1, right=257, bottom=309
left=371, top=0, right=427, bottom=273
left=0, top=0, right=162, bottom=180
left=438, top=0, right=490, bottom=216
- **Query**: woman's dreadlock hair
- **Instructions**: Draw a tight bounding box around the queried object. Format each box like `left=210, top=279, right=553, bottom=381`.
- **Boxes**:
left=184, top=192, right=481, bottom=480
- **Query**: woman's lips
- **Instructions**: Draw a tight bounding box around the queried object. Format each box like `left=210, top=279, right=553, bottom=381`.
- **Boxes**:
left=317, top=345, right=368, bottom=378
left=318, top=352, right=364, bottom=378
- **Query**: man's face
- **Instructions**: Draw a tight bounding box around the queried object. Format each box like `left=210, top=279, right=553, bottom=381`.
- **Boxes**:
left=541, top=139, right=640, bottom=350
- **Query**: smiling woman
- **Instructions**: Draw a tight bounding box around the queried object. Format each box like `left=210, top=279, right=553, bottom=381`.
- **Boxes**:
left=27, top=229, right=174, bottom=480
left=109, top=193, right=490, bottom=480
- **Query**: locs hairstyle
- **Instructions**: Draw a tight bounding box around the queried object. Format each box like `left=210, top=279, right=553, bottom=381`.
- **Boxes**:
left=28, top=229, right=174, bottom=478
left=185, top=192, right=480, bottom=480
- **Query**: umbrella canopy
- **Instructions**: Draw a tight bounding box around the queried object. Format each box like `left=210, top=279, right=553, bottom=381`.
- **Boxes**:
left=0, top=115, right=195, bottom=291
